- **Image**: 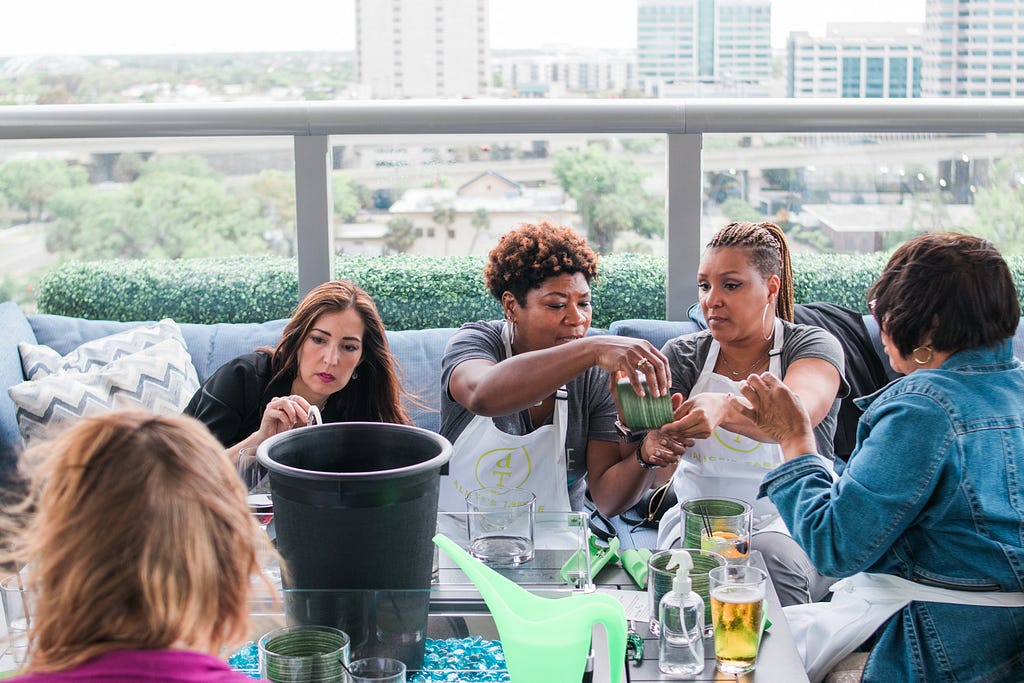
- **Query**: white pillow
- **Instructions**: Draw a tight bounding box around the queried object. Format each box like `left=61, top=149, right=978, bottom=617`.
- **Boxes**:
left=9, top=338, right=200, bottom=443
left=19, top=318, right=187, bottom=381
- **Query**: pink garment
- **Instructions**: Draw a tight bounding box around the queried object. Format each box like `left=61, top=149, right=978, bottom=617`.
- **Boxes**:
left=6, top=649, right=258, bottom=683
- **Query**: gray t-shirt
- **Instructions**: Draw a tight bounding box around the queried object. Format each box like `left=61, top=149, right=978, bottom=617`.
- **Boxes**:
left=661, top=320, right=848, bottom=458
left=440, top=320, right=619, bottom=510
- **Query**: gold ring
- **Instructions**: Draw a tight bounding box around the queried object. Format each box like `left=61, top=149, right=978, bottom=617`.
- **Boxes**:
left=636, top=358, right=652, bottom=370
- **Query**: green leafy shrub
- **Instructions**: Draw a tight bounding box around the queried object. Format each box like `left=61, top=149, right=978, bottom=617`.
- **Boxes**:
left=35, top=252, right=1024, bottom=328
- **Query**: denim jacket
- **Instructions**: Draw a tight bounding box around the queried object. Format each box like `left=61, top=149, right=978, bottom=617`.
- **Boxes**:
left=759, top=340, right=1024, bottom=683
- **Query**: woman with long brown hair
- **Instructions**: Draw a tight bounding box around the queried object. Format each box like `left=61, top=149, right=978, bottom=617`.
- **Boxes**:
left=186, top=279, right=411, bottom=459
left=2, top=410, right=268, bottom=681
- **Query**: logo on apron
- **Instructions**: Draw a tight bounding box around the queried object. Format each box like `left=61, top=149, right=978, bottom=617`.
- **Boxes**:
left=475, top=446, right=532, bottom=489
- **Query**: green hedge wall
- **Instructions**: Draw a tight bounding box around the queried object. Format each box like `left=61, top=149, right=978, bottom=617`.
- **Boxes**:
left=35, top=252, right=1024, bottom=330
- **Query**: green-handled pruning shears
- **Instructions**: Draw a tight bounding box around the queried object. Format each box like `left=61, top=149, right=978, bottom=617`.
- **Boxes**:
left=560, top=534, right=620, bottom=586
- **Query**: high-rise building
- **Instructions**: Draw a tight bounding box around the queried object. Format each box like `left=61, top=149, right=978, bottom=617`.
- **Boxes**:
left=492, top=48, right=639, bottom=97
left=355, top=0, right=489, bottom=99
left=787, top=24, right=923, bottom=98
left=922, top=0, right=1024, bottom=97
left=636, top=0, right=772, bottom=97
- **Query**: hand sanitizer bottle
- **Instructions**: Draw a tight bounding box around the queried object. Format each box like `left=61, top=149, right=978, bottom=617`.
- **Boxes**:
left=659, top=552, right=705, bottom=676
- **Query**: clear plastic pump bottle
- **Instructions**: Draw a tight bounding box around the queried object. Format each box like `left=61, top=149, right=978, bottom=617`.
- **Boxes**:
left=658, top=552, right=705, bottom=676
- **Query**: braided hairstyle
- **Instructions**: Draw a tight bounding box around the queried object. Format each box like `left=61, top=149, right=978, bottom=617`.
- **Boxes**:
left=707, top=221, right=794, bottom=322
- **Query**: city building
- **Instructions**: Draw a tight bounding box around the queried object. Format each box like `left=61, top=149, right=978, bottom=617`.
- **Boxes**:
left=922, top=0, right=1024, bottom=97
left=491, top=48, right=639, bottom=97
left=387, top=170, right=577, bottom=256
left=354, top=0, right=489, bottom=99
left=786, top=23, right=923, bottom=98
left=636, top=0, right=772, bottom=97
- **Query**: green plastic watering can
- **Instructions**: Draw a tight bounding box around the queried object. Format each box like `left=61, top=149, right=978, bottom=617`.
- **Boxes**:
left=433, top=533, right=626, bottom=683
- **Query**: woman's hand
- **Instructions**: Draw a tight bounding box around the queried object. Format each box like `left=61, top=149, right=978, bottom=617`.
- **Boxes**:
left=663, top=393, right=731, bottom=440
left=257, top=394, right=313, bottom=441
left=641, top=417, right=695, bottom=468
left=728, top=372, right=817, bottom=461
left=590, top=336, right=670, bottom=398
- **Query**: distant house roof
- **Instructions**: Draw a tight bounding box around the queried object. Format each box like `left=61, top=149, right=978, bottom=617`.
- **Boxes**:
left=389, top=171, right=575, bottom=214
left=456, top=170, right=522, bottom=196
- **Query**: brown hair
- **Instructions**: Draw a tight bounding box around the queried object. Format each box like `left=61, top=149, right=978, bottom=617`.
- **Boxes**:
left=484, top=221, right=599, bottom=304
left=4, top=410, right=267, bottom=671
left=707, top=221, right=795, bottom=322
left=265, top=280, right=411, bottom=425
left=868, top=232, right=1019, bottom=357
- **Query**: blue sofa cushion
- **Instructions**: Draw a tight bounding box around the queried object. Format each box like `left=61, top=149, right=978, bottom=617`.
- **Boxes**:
left=609, top=318, right=703, bottom=351
left=0, top=302, right=36, bottom=476
left=387, top=328, right=457, bottom=434
left=29, top=314, right=289, bottom=384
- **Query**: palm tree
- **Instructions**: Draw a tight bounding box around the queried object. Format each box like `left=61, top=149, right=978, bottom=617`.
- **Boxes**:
left=384, top=216, right=416, bottom=254
left=468, top=207, right=491, bottom=255
left=432, top=203, right=457, bottom=255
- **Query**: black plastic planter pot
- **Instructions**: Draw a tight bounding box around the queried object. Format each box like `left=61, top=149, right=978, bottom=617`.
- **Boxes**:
left=258, top=422, right=452, bottom=669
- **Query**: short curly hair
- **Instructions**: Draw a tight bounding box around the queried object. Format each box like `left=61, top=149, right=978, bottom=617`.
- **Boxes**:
left=484, top=221, right=599, bottom=304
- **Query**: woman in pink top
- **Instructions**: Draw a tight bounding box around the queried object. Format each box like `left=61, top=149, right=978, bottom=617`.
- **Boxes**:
left=1, top=410, right=272, bottom=682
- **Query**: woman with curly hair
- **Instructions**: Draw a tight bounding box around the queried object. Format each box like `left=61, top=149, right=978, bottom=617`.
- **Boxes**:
left=186, top=279, right=411, bottom=459
left=439, top=221, right=677, bottom=515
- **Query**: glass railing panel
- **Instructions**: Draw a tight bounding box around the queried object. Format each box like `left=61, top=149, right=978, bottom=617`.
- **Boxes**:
left=328, top=133, right=667, bottom=259
left=0, top=136, right=296, bottom=314
left=699, top=132, right=1024, bottom=258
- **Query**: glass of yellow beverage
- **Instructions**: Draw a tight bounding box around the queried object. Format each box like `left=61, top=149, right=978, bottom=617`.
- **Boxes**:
left=681, top=497, right=752, bottom=562
left=708, top=564, right=767, bottom=674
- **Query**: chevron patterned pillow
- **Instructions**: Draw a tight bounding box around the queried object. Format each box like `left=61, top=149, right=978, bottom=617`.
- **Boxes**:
left=9, top=338, right=200, bottom=443
left=18, top=318, right=187, bottom=381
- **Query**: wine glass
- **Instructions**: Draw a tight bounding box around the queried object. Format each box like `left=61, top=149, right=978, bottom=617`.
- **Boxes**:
left=237, top=446, right=273, bottom=531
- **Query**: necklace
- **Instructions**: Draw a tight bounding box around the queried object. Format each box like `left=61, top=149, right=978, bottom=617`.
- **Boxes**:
left=718, top=352, right=768, bottom=377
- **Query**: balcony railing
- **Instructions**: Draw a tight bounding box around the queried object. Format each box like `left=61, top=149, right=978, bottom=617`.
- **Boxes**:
left=3, top=98, right=1024, bottom=318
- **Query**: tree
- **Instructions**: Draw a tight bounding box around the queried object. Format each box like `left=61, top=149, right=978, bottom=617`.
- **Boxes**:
left=243, top=170, right=296, bottom=256
left=44, top=172, right=267, bottom=260
left=721, top=198, right=763, bottom=223
left=553, top=144, right=662, bottom=253
left=333, top=174, right=372, bottom=222
left=384, top=216, right=416, bottom=254
left=468, top=207, right=490, bottom=255
left=137, top=154, right=221, bottom=180
left=0, top=159, right=88, bottom=222
left=966, top=156, right=1024, bottom=255
left=432, top=203, right=457, bottom=255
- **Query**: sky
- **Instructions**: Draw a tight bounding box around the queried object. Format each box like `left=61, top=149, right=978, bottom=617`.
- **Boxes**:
left=2, top=0, right=925, bottom=57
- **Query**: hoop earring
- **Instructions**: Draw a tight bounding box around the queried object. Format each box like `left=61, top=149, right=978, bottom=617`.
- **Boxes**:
left=761, top=301, right=774, bottom=341
left=912, top=346, right=934, bottom=365
left=351, top=369, right=359, bottom=380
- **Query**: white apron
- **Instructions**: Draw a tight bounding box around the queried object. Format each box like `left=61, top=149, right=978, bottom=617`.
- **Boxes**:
left=438, top=322, right=572, bottom=515
left=657, top=319, right=788, bottom=547
left=786, top=572, right=1024, bottom=683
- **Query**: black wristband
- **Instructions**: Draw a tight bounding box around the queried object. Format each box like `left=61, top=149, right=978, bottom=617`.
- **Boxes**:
left=635, top=434, right=660, bottom=469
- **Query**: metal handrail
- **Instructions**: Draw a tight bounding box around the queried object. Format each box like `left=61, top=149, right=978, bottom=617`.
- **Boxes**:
left=3, top=98, right=1022, bottom=316
left=4, top=99, right=1024, bottom=137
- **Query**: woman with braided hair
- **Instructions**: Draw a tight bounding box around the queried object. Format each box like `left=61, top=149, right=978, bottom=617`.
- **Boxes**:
left=651, top=221, right=848, bottom=606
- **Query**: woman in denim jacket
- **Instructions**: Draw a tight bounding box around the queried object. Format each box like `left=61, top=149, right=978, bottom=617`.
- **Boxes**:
left=733, top=232, right=1024, bottom=683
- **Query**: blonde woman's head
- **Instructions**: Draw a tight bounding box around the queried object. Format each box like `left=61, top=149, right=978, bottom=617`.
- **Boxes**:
left=9, top=410, right=263, bottom=671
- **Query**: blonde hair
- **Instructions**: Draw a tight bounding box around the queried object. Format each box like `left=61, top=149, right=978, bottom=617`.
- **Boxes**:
left=4, top=410, right=267, bottom=671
